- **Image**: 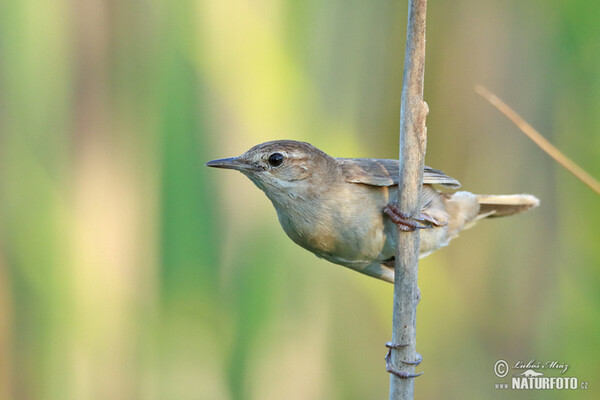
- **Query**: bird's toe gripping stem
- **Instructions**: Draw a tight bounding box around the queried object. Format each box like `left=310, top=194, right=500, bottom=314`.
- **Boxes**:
left=383, top=203, right=433, bottom=232
left=385, top=342, right=423, bottom=379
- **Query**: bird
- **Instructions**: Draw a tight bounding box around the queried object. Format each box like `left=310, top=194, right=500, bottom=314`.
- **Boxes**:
left=206, top=140, right=539, bottom=283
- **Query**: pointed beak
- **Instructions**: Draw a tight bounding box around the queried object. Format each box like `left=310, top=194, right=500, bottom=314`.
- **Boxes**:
left=205, top=157, right=258, bottom=172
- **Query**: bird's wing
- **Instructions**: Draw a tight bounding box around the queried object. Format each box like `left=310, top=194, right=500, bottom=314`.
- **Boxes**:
left=337, top=158, right=460, bottom=188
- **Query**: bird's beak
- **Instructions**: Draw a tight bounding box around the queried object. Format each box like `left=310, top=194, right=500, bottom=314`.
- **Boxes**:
left=205, top=157, right=257, bottom=172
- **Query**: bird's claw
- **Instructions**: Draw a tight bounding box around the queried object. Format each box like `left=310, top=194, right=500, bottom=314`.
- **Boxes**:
left=383, top=203, right=433, bottom=232
left=411, top=217, right=435, bottom=229
left=384, top=342, right=424, bottom=379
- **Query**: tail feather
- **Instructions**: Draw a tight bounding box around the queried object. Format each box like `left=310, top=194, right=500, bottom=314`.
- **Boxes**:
left=442, top=191, right=539, bottom=240
left=476, top=194, right=540, bottom=218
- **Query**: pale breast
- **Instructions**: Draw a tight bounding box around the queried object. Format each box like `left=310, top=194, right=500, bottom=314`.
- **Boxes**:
left=273, top=182, right=392, bottom=266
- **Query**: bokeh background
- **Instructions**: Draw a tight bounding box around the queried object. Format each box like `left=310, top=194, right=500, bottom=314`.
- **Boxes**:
left=1, top=0, right=599, bottom=399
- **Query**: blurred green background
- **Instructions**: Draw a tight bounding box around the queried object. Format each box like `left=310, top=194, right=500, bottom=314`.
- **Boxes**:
left=0, top=0, right=599, bottom=399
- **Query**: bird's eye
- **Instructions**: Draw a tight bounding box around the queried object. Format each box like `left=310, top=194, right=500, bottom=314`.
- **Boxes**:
left=268, top=152, right=284, bottom=167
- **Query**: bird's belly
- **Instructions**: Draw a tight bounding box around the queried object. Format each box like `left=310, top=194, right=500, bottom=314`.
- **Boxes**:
left=417, top=226, right=450, bottom=256
left=274, top=184, right=452, bottom=267
left=276, top=202, right=389, bottom=266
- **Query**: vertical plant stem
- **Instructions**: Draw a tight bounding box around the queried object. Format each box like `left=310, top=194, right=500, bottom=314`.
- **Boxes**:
left=389, top=0, right=428, bottom=399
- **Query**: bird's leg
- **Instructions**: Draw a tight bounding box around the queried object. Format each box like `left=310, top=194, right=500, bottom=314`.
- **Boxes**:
left=384, top=342, right=424, bottom=378
left=384, top=202, right=433, bottom=231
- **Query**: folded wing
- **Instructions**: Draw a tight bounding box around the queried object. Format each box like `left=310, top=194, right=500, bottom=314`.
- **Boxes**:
left=337, top=158, right=461, bottom=188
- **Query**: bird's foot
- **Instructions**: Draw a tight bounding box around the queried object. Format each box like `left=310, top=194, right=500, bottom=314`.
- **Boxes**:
left=385, top=342, right=424, bottom=379
left=383, top=203, right=433, bottom=232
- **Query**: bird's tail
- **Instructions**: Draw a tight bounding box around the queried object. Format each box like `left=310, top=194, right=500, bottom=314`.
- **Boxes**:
left=443, top=192, right=539, bottom=239
left=475, top=194, right=540, bottom=218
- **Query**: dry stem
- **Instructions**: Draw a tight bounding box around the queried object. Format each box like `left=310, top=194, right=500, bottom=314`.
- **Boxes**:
left=476, top=85, right=600, bottom=195
left=389, top=0, right=428, bottom=399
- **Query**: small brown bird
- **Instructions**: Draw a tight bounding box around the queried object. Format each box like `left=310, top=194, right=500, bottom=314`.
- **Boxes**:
left=207, top=140, right=539, bottom=283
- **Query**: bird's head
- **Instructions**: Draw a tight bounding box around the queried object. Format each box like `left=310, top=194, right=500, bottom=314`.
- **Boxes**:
left=206, top=140, right=337, bottom=200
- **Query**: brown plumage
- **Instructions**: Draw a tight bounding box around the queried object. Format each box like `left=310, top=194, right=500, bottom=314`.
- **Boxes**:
left=207, top=140, right=539, bottom=283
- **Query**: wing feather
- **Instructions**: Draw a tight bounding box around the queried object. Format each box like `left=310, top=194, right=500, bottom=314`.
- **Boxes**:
left=337, top=158, right=460, bottom=188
